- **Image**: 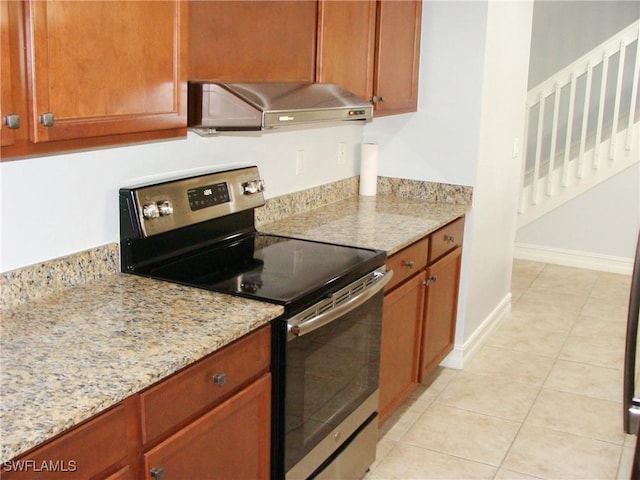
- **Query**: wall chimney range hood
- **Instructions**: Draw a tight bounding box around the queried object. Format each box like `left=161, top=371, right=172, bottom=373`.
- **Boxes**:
left=187, top=82, right=373, bottom=135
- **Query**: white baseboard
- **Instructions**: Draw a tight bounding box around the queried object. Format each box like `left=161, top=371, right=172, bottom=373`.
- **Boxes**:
left=514, top=242, right=633, bottom=275
left=440, top=293, right=512, bottom=370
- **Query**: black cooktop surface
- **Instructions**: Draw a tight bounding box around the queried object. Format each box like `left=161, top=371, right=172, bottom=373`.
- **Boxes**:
left=146, top=233, right=385, bottom=312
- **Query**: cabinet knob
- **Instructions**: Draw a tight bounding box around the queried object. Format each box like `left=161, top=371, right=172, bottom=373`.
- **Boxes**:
left=444, top=235, right=455, bottom=243
left=212, top=373, right=226, bottom=386
left=150, top=467, right=165, bottom=480
left=39, top=112, right=55, bottom=127
left=371, top=95, right=385, bottom=104
left=3, top=114, right=20, bottom=130
left=401, top=260, right=415, bottom=269
left=424, top=275, right=437, bottom=286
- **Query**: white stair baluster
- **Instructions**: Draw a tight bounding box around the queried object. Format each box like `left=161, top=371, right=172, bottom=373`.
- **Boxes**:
left=593, top=52, right=609, bottom=170
left=609, top=41, right=626, bottom=161
left=547, top=84, right=561, bottom=197
left=562, top=73, right=577, bottom=188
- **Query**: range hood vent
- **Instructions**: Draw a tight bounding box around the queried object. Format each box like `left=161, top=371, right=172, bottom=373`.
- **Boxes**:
left=188, top=82, right=373, bottom=135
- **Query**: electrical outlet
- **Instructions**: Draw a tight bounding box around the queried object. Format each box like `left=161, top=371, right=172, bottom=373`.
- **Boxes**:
left=338, top=143, right=346, bottom=165
left=296, top=150, right=305, bottom=175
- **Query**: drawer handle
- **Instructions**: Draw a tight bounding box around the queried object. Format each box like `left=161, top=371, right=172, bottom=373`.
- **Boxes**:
left=444, top=235, right=455, bottom=243
left=424, top=275, right=437, bottom=286
left=150, top=467, right=165, bottom=480
left=39, top=112, right=55, bottom=127
left=3, top=114, right=20, bottom=129
left=212, top=373, right=227, bottom=387
left=401, top=260, right=415, bottom=269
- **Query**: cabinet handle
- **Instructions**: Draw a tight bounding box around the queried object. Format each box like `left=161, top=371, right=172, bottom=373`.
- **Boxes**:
left=39, top=112, right=54, bottom=127
left=371, top=95, right=385, bottom=104
left=3, top=114, right=20, bottom=129
left=424, top=275, right=437, bottom=286
left=444, top=235, right=455, bottom=243
left=401, top=260, right=415, bottom=269
left=150, top=467, right=165, bottom=480
left=211, top=373, right=226, bottom=386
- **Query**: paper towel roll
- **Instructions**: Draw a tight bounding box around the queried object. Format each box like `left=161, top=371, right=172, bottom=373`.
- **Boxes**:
left=359, top=143, right=378, bottom=196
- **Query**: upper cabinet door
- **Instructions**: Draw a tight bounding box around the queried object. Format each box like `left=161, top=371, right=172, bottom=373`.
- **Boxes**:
left=374, top=0, right=422, bottom=116
left=189, top=1, right=317, bottom=82
left=316, top=0, right=376, bottom=102
left=1, top=0, right=16, bottom=146
left=25, top=0, right=186, bottom=143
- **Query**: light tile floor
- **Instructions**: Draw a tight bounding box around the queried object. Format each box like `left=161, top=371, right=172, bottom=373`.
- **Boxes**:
left=366, top=259, right=636, bottom=479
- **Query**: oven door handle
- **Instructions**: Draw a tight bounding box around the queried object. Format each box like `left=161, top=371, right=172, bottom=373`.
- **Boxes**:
left=287, top=268, right=393, bottom=339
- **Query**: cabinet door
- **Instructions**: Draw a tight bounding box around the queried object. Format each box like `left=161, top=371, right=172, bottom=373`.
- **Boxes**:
left=379, top=271, right=425, bottom=425
left=25, top=0, right=186, bottom=143
left=189, top=1, right=317, bottom=82
left=373, top=0, right=422, bottom=116
left=419, top=246, right=462, bottom=382
left=316, top=0, right=376, bottom=102
left=144, top=374, right=271, bottom=480
left=0, top=0, right=16, bottom=146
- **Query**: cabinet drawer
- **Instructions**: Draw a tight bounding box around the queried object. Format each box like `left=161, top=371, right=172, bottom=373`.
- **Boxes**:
left=385, top=237, right=429, bottom=292
left=429, top=217, right=464, bottom=264
left=4, top=404, right=128, bottom=479
left=140, top=325, right=271, bottom=445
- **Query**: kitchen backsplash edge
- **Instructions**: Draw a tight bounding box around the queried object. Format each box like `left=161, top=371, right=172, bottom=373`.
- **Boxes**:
left=1, top=176, right=472, bottom=310
left=0, top=244, right=120, bottom=311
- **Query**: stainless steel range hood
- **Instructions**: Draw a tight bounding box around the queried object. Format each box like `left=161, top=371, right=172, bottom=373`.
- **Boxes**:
left=187, top=82, right=373, bottom=135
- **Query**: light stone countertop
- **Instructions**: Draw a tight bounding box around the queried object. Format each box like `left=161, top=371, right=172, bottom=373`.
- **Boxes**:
left=1, top=191, right=470, bottom=463
left=260, top=195, right=469, bottom=256
left=0, top=274, right=283, bottom=463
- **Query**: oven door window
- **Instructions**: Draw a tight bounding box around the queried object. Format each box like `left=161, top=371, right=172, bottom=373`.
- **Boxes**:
left=285, top=290, right=383, bottom=472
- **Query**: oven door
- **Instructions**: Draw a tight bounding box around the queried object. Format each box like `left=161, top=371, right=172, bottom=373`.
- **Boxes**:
left=285, top=268, right=392, bottom=479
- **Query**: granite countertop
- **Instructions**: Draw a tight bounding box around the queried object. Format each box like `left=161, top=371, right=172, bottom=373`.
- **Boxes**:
left=1, top=191, right=470, bottom=463
left=0, top=274, right=283, bottom=463
left=260, top=195, right=469, bottom=255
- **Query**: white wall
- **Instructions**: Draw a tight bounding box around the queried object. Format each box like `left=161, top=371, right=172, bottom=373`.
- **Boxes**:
left=465, top=0, right=533, bottom=343
left=0, top=124, right=364, bottom=272
left=517, top=163, right=640, bottom=259
left=366, top=1, right=534, bottom=355
left=528, top=0, right=640, bottom=88
left=365, top=0, right=487, bottom=187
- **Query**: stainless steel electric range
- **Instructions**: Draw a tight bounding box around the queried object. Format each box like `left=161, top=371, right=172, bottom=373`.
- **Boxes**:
left=119, top=166, right=391, bottom=479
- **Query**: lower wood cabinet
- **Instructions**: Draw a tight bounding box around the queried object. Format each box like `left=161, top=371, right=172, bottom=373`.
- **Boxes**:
left=143, top=373, right=271, bottom=480
left=379, top=217, right=464, bottom=424
left=2, top=326, right=271, bottom=480
left=419, top=246, right=462, bottom=382
left=379, top=271, right=425, bottom=424
left=1, top=399, right=139, bottom=479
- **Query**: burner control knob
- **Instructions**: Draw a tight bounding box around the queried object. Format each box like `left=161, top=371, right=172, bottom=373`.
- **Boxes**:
left=157, top=200, right=173, bottom=216
left=241, top=179, right=265, bottom=195
left=142, top=203, right=160, bottom=219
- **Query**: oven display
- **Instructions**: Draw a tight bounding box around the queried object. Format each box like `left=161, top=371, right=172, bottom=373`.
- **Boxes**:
left=188, top=182, right=230, bottom=211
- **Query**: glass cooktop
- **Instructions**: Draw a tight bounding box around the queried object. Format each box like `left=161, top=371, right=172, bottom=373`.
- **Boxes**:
left=147, top=233, right=385, bottom=311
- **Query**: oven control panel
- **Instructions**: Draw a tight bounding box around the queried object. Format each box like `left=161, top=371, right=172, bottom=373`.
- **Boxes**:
left=120, top=166, right=265, bottom=238
left=188, top=182, right=230, bottom=211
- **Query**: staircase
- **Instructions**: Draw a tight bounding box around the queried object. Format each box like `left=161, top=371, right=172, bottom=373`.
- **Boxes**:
left=518, top=20, right=640, bottom=228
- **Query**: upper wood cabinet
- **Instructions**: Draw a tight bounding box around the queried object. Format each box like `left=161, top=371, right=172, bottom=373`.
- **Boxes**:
left=374, top=0, right=422, bottom=115
left=1, top=0, right=187, bottom=160
left=1, top=0, right=17, bottom=147
left=316, top=0, right=376, bottom=102
left=317, top=0, right=422, bottom=116
left=189, top=1, right=317, bottom=82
